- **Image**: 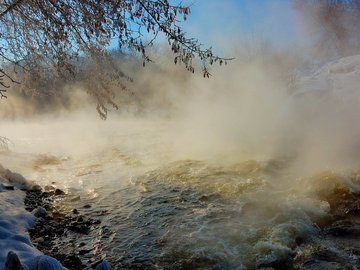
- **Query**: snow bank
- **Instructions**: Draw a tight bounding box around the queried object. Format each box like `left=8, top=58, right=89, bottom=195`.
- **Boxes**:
left=276, top=54, right=360, bottom=174
left=0, top=163, right=110, bottom=270
left=0, top=163, right=65, bottom=270
left=295, top=54, right=360, bottom=101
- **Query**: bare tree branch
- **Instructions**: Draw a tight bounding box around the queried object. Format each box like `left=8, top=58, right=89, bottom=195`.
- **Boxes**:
left=0, top=0, right=232, bottom=118
left=0, top=0, right=24, bottom=18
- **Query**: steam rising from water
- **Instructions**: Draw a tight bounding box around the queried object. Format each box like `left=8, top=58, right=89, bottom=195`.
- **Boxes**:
left=2, top=3, right=360, bottom=268
left=2, top=49, right=360, bottom=178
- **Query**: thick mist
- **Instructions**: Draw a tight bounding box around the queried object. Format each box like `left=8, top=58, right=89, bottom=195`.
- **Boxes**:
left=2, top=1, right=360, bottom=179
left=2, top=51, right=360, bottom=178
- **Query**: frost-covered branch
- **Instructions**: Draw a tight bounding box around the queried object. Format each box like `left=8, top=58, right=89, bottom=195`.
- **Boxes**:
left=0, top=0, right=232, bottom=118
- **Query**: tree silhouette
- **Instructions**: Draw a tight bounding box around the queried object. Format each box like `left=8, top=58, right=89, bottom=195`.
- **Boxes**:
left=0, top=0, right=231, bottom=118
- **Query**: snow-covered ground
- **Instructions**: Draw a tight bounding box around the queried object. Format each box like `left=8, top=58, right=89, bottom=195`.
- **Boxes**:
left=0, top=162, right=111, bottom=270
left=0, top=163, right=69, bottom=270
left=295, top=54, right=360, bottom=101
left=0, top=163, right=39, bottom=270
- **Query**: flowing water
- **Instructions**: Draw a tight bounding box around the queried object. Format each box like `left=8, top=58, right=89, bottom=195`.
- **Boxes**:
left=1, top=115, right=360, bottom=270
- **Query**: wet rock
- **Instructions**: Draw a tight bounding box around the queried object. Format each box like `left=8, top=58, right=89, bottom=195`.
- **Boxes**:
left=301, top=260, right=352, bottom=270
left=1, top=183, right=14, bottom=190
left=324, top=220, right=360, bottom=236
left=83, top=204, right=92, bottom=209
left=344, top=205, right=360, bottom=215
left=42, top=191, right=54, bottom=198
left=34, top=237, right=45, bottom=244
left=91, top=219, right=101, bottom=225
left=53, top=254, right=84, bottom=270
left=25, top=190, right=44, bottom=212
left=37, top=255, right=67, bottom=270
left=30, top=184, right=42, bottom=192
left=295, top=236, right=304, bottom=246
left=45, top=185, right=56, bottom=192
left=52, top=211, right=66, bottom=220
left=257, top=258, right=294, bottom=270
left=293, top=244, right=354, bottom=270
left=69, top=222, right=89, bottom=234
left=55, top=188, right=65, bottom=196
left=78, top=249, right=91, bottom=255
left=32, top=207, right=47, bottom=218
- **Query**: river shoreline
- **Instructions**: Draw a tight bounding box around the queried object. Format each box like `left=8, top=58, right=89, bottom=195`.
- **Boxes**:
left=24, top=187, right=105, bottom=270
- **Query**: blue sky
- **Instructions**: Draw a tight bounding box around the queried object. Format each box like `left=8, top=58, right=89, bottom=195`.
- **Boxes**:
left=180, top=0, right=299, bottom=51
left=109, top=1, right=301, bottom=55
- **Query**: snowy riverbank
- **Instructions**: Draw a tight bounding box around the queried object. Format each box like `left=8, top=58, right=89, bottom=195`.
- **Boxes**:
left=0, top=162, right=70, bottom=269
left=0, top=163, right=42, bottom=269
left=0, top=163, right=110, bottom=270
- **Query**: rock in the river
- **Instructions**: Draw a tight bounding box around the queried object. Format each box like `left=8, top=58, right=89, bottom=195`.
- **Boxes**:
left=1, top=183, right=14, bottom=191
left=32, top=207, right=47, bottom=218
left=54, top=189, right=65, bottom=196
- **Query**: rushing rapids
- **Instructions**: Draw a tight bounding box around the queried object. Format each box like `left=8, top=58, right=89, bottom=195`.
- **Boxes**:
left=2, top=147, right=360, bottom=269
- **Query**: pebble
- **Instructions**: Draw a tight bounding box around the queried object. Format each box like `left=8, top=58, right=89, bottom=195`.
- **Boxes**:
left=30, top=184, right=42, bottom=192
left=35, top=237, right=45, bottom=244
left=55, top=189, right=65, bottom=196
left=44, top=185, right=55, bottom=192
left=32, top=207, right=47, bottom=218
